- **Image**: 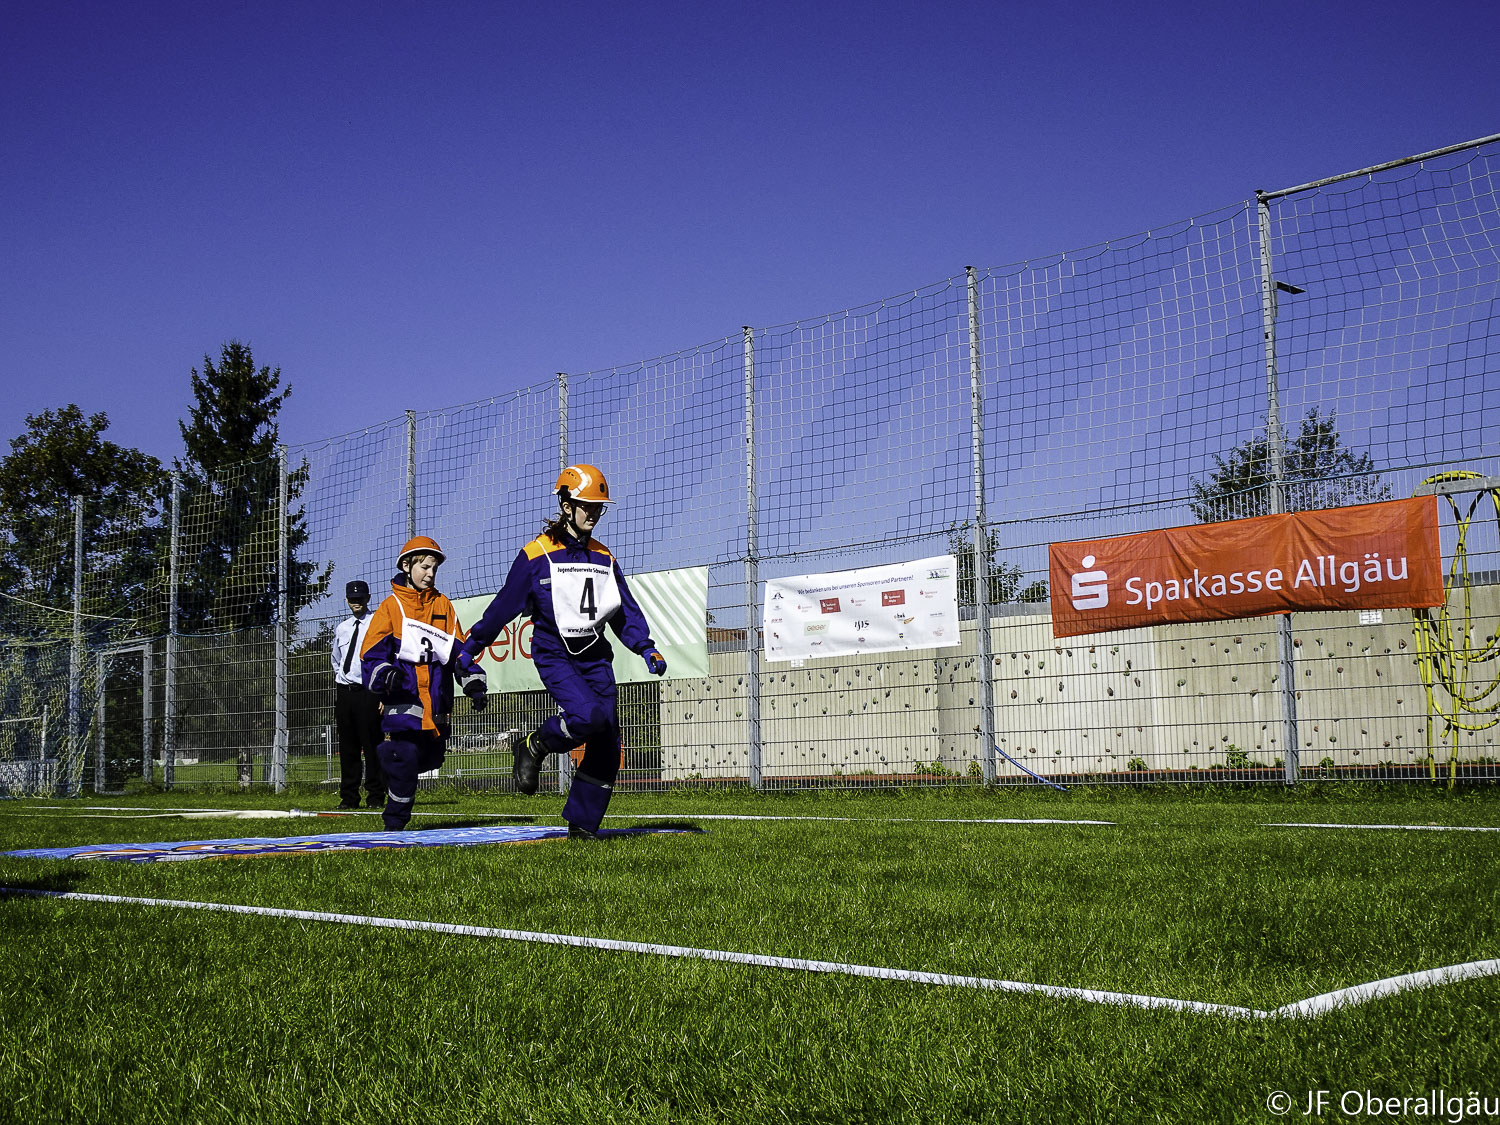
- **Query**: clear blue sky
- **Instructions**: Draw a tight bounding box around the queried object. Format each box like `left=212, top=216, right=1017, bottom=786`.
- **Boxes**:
left=3, top=0, right=1495, bottom=465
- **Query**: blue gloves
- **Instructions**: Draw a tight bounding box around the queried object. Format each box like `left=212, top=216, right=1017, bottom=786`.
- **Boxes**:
left=462, top=675, right=488, bottom=712
left=367, top=664, right=396, bottom=698
left=643, top=648, right=667, bottom=676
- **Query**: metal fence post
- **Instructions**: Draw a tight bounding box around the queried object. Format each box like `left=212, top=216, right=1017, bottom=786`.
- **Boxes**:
left=405, top=409, right=418, bottom=541
left=558, top=372, right=569, bottom=471
left=967, top=268, right=998, bottom=783
left=94, top=650, right=107, bottom=794
left=141, top=644, right=153, bottom=786
left=1257, top=192, right=1300, bottom=784
left=744, top=327, right=762, bottom=789
left=65, top=495, right=84, bottom=796
left=165, top=471, right=179, bottom=790
left=272, top=445, right=290, bottom=791
left=556, top=372, right=574, bottom=795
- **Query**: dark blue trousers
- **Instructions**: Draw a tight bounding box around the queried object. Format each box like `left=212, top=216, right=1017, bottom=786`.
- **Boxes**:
left=377, top=731, right=445, bottom=830
left=535, top=653, right=620, bottom=784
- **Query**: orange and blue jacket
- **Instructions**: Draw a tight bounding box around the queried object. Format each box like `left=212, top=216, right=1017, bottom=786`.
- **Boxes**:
left=360, top=574, right=484, bottom=736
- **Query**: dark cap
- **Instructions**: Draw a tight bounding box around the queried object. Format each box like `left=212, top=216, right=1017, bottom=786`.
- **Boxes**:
left=346, top=580, right=370, bottom=603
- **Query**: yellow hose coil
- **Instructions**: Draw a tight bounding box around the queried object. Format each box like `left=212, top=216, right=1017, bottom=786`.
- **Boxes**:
left=1412, top=471, right=1500, bottom=787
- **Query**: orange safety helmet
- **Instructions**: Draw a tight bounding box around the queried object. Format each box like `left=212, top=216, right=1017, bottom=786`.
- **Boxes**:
left=554, top=464, right=613, bottom=505
left=396, top=535, right=447, bottom=569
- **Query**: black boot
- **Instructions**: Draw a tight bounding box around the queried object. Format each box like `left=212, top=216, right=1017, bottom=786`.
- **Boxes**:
left=511, top=730, right=545, bottom=796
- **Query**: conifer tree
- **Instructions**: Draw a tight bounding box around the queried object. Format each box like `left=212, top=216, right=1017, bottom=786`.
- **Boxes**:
left=175, top=341, right=326, bottom=632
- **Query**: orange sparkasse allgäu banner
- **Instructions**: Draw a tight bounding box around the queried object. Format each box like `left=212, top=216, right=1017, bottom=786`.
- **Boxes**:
left=1047, top=496, right=1444, bottom=639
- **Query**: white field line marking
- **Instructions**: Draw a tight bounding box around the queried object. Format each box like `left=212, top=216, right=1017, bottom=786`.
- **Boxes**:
left=1270, top=959, right=1500, bottom=1018
left=27, top=805, right=262, bottom=813
left=2, top=888, right=1256, bottom=1018
left=1266, top=823, right=1500, bottom=833
left=609, top=814, right=1116, bottom=825
left=17, top=807, right=1113, bottom=826
left=9, top=888, right=1498, bottom=1019
left=15, top=810, right=362, bottom=820
left=16, top=816, right=364, bottom=822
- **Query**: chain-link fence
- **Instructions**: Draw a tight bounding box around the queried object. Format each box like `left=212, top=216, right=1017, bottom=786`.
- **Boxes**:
left=4, top=133, right=1497, bottom=796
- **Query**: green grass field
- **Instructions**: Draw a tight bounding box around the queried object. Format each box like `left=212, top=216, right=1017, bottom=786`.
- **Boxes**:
left=2, top=784, right=1497, bottom=1124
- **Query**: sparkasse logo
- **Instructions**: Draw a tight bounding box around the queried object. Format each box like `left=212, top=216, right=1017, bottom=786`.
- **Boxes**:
left=1070, top=554, right=1108, bottom=610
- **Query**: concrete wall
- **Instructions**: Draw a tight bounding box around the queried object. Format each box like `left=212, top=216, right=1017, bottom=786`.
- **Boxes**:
left=659, top=591, right=1499, bottom=780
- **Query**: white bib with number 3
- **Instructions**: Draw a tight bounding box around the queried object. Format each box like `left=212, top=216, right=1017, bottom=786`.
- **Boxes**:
left=549, top=558, right=621, bottom=642
left=398, top=615, right=456, bottom=666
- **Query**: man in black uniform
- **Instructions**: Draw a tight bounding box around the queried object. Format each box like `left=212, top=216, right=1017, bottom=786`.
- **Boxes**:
left=330, top=580, right=385, bottom=809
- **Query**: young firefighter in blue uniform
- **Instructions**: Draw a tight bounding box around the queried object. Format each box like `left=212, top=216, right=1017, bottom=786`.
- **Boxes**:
left=361, top=536, right=488, bottom=831
left=460, top=465, right=667, bottom=839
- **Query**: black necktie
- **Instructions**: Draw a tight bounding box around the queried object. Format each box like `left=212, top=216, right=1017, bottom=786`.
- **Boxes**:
left=342, top=618, right=360, bottom=675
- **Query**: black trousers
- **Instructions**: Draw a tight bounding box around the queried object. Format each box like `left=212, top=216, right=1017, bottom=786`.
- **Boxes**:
left=335, top=683, right=385, bottom=803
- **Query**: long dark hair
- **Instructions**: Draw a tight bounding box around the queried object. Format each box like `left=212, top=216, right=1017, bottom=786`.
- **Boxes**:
left=541, top=496, right=571, bottom=541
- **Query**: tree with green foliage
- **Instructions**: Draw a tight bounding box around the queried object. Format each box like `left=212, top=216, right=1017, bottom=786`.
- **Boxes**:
left=0, top=405, right=167, bottom=641
left=945, top=524, right=1049, bottom=608
left=174, top=340, right=327, bottom=633
left=0, top=407, right=166, bottom=777
left=173, top=341, right=330, bottom=788
left=1189, top=408, right=1391, bottom=524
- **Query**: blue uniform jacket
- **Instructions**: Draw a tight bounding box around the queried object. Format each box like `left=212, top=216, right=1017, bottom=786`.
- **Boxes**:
left=461, top=530, right=656, bottom=666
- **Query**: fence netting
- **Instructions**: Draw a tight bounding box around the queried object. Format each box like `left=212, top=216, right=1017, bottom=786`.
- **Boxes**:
left=4, top=134, right=1497, bottom=796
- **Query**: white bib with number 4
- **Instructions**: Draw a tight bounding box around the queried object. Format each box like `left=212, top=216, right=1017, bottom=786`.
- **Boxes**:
left=549, top=558, right=621, bottom=642
left=398, top=615, right=456, bottom=666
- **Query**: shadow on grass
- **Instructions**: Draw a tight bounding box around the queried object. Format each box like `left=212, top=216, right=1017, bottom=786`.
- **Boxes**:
left=0, top=869, right=88, bottom=895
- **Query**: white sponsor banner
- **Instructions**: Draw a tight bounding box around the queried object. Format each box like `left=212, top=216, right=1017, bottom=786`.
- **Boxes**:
left=453, top=566, right=709, bottom=693
left=763, top=555, right=960, bottom=663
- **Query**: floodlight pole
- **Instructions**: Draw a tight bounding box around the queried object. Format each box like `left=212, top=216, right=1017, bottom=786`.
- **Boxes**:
left=1258, top=192, right=1300, bottom=784
left=967, top=268, right=998, bottom=783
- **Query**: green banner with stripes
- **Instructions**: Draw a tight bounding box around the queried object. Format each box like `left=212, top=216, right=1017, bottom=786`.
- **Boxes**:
left=454, top=566, right=708, bottom=693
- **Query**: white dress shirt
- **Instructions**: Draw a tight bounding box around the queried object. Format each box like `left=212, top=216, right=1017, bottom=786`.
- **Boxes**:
left=331, top=613, right=375, bottom=687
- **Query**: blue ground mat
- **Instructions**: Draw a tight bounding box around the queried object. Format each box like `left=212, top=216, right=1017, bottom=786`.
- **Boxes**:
left=2, top=823, right=698, bottom=863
